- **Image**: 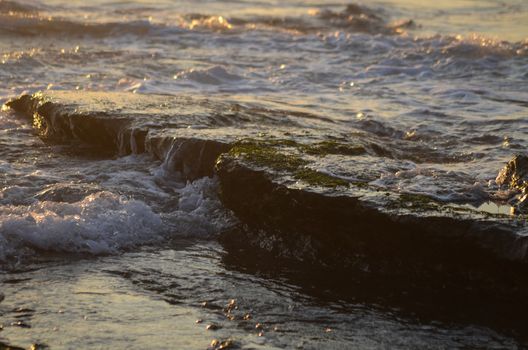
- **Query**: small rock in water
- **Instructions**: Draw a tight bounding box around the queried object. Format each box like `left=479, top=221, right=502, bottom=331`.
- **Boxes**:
left=30, top=344, right=49, bottom=350
left=218, top=340, right=235, bottom=350
left=243, top=313, right=251, bottom=320
left=496, top=154, right=528, bottom=191
left=224, top=299, right=237, bottom=313
left=209, top=338, right=236, bottom=350
left=496, top=154, right=528, bottom=212
left=255, top=323, right=263, bottom=330
left=196, top=319, right=203, bottom=324
left=206, top=324, right=220, bottom=331
left=11, top=321, right=31, bottom=328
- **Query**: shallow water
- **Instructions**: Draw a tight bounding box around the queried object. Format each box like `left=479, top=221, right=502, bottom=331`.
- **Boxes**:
left=1, top=0, right=527, bottom=348
left=1, top=242, right=525, bottom=349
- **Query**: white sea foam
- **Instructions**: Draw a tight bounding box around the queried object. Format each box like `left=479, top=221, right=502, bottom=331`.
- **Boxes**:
left=0, top=172, right=233, bottom=263
left=164, top=176, right=234, bottom=236
left=0, top=191, right=165, bottom=263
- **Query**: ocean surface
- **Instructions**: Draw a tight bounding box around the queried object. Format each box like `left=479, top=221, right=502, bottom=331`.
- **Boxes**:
left=0, top=0, right=527, bottom=348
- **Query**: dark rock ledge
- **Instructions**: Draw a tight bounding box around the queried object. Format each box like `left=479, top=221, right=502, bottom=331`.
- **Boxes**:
left=5, top=91, right=528, bottom=304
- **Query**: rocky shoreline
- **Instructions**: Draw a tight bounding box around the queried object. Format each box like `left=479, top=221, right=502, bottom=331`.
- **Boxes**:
left=5, top=91, right=528, bottom=306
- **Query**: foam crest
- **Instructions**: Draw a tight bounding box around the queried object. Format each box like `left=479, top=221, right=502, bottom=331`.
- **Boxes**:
left=183, top=14, right=233, bottom=31
left=0, top=15, right=157, bottom=37
left=0, top=191, right=165, bottom=263
left=440, top=34, right=528, bottom=59
left=315, top=3, right=413, bottom=35
left=0, top=3, right=408, bottom=39
left=162, top=177, right=235, bottom=237
left=0, top=0, right=39, bottom=14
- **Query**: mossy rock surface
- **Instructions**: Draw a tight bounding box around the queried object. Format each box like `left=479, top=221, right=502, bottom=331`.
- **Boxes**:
left=226, top=139, right=356, bottom=188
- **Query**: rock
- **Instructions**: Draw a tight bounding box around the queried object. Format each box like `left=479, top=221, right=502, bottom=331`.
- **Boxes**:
left=6, top=90, right=528, bottom=304
left=496, top=154, right=528, bottom=213
left=6, top=91, right=256, bottom=180
left=206, top=324, right=220, bottom=331
left=209, top=339, right=236, bottom=350
left=496, top=154, right=528, bottom=192
left=0, top=341, right=25, bottom=350
left=216, top=139, right=528, bottom=302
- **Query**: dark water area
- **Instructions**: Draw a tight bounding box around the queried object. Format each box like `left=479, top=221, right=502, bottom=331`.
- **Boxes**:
left=1, top=0, right=528, bottom=348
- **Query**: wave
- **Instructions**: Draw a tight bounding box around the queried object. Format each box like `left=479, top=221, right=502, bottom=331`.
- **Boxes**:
left=182, top=14, right=234, bottom=31
left=0, top=15, right=157, bottom=37
left=0, top=191, right=165, bottom=262
left=342, top=33, right=527, bottom=62
left=0, top=175, right=233, bottom=264
left=182, top=4, right=414, bottom=35
left=0, top=2, right=413, bottom=38
left=0, top=0, right=39, bottom=14
left=1, top=1, right=526, bottom=66
left=315, top=3, right=414, bottom=35
left=438, top=34, right=528, bottom=59
left=173, top=66, right=243, bottom=85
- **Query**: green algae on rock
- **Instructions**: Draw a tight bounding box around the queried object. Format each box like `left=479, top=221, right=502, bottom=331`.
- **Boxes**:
left=227, top=139, right=308, bottom=173
left=293, top=169, right=349, bottom=188
left=303, top=140, right=366, bottom=157
left=226, top=139, right=353, bottom=188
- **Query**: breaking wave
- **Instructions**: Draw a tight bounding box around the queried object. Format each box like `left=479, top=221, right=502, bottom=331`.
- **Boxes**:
left=0, top=149, right=234, bottom=265
left=0, top=191, right=165, bottom=262
left=0, top=15, right=157, bottom=37
left=0, top=0, right=39, bottom=14
left=0, top=2, right=415, bottom=37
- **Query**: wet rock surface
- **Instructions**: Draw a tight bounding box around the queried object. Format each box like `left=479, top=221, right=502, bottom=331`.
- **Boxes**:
left=6, top=91, right=284, bottom=180
left=216, top=145, right=528, bottom=288
left=6, top=91, right=528, bottom=307
left=496, top=154, right=528, bottom=213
